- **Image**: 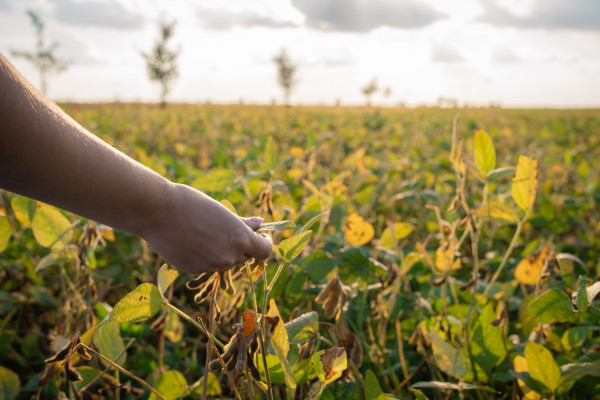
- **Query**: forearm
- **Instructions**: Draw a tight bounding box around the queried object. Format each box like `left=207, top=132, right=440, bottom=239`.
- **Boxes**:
left=0, top=53, right=169, bottom=236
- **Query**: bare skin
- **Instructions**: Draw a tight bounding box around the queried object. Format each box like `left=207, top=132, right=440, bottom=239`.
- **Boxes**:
left=0, top=53, right=272, bottom=274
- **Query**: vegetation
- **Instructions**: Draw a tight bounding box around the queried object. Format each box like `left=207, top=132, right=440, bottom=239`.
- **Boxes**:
left=361, top=79, right=378, bottom=107
left=1, top=104, right=600, bottom=399
left=273, top=49, right=298, bottom=107
left=141, top=19, right=180, bottom=108
left=11, top=10, right=70, bottom=95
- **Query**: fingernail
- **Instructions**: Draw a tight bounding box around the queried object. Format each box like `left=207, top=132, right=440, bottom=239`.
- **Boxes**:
left=249, top=216, right=264, bottom=223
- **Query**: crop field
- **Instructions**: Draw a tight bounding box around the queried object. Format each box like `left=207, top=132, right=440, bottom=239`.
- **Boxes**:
left=1, top=104, right=600, bottom=399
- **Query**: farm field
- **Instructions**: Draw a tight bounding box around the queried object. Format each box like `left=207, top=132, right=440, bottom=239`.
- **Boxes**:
left=1, top=104, right=600, bottom=399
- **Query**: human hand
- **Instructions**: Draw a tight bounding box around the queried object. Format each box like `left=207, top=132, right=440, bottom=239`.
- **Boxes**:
left=141, top=183, right=273, bottom=274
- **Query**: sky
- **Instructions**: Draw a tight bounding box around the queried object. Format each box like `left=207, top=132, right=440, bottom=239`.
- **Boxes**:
left=0, top=0, right=599, bottom=107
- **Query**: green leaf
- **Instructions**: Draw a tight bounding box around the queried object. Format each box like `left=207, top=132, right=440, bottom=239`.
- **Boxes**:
left=267, top=299, right=296, bottom=396
left=34, top=245, right=79, bottom=272
left=365, top=369, right=385, bottom=400
left=191, top=372, right=221, bottom=396
left=409, top=389, right=429, bottom=400
left=11, top=196, right=34, bottom=225
left=285, top=311, right=318, bottom=343
left=193, top=168, right=237, bottom=192
left=474, top=130, right=496, bottom=174
left=258, top=220, right=296, bottom=233
left=277, top=230, right=312, bottom=261
left=525, top=341, right=561, bottom=393
left=528, top=289, right=573, bottom=324
left=297, top=211, right=329, bottom=234
left=73, top=366, right=101, bottom=392
left=110, top=283, right=163, bottom=323
left=93, top=319, right=126, bottom=367
left=561, top=326, right=588, bottom=351
left=0, top=365, right=20, bottom=400
left=469, top=304, right=507, bottom=372
left=264, top=136, right=278, bottom=171
left=509, top=371, right=550, bottom=397
left=149, top=370, right=187, bottom=400
left=31, top=203, right=73, bottom=248
left=157, top=264, right=179, bottom=295
left=557, top=359, right=600, bottom=394
left=0, top=216, right=12, bottom=252
left=430, top=328, right=468, bottom=378
left=576, top=275, right=589, bottom=312
left=474, top=200, right=519, bottom=223
left=379, top=222, right=414, bottom=249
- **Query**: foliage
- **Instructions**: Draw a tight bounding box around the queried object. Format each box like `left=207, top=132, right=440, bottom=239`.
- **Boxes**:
left=1, top=105, right=600, bottom=399
left=10, top=10, right=70, bottom=95
left=141, top=19, right=180, bottom=108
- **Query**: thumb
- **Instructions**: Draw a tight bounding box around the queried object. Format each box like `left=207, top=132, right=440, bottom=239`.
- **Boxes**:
left=241, top=216, right=264, bottom=231
left=245, top=232, right=273, bottom=261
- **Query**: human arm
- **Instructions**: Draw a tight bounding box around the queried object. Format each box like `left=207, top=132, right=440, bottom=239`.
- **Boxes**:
left=0, top=53, right=272, bottom=273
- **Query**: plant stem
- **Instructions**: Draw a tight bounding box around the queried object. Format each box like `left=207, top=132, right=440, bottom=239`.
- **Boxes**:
left=77, top=344, right=167, bottom=400
left=202, top=287, right=218, bottom=400
left=245, top=262, right=274, bottom=400
left=163, top=301, right=224, bottom=348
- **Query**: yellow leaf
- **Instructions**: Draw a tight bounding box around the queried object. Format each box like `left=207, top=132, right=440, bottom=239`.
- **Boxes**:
left=512, top=155, right=538, bottom=211
left=435, top=240, right=461, bottom=272
left=32, top=203, right=73, bottom=249
left=474, top=130, right=496, bottom=174
left=344, top=213, right=374, bottom=246
left=514, top=246, right=549, bottom=285
left=513, top=355, right=542, bottom=400
left=380, top=222, right=414, bottom=249
left=475, top=200, right=519, bottom=223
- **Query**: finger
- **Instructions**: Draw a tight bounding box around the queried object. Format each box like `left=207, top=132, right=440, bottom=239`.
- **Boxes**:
left=241, top=216, right=264, bottom=231
left=245, top=232, right=273, bottom=261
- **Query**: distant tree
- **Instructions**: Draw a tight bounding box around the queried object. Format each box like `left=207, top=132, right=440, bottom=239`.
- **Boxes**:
left=141, top=19, right=180, bottom=108
left=361, top=78, right=378, bottom=107
left=11, top=10, right=70, bottom=95
left=273, top=48, right=298, bottom=106
left=383, top=86, right=392, bottom=106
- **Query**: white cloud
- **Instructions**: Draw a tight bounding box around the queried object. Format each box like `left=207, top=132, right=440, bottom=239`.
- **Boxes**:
left=52, top=0, right=144, bottom=29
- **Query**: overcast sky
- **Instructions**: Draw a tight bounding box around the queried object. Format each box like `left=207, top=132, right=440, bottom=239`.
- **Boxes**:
left=1, top=0, right=599, bottom=107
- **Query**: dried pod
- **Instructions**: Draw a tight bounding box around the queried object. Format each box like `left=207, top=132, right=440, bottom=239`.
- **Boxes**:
left=315, top=279, right=336, bottom=303
left=236, top=342, right=247, bottom=372
left=150, top=312, right=167, bottom=331
left=459, top=277, right=476, bottom=291
left=247, top=352, right=261, bottom=381
left=187, top=272, right=214, bottom=290
left=65, top=363, right=83, bottom=382
left=225, top=270, right=236, bottom=296
left=194, top=279, right=217, bottom=304
left=299, top=333, right=318, bottom=360
left=226, top=352, right=239, bottom=372
left=44, top=343, right=72, bottom=364
left=219, top=272, right=227, bottom=290
left=432, top=275, right=446, bottom=287
left=77, top=346, right=92, bottom=361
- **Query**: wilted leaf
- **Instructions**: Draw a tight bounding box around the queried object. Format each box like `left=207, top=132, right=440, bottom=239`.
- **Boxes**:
left=474, top=130, right=496, bottom=174
left=149, top=370, right=187, bottom=400
left=514, top=246, right=549, bottom=285
left=0, top=365, right=20, bottom=400
left=511, top=155, right=538, bottom=211
left=525, top=341, right=560, bottom=393
left=277, top=230, right=312, bottom=261
left=0, top=216, right=13, bottom=253
left=430, top=328, right=468, bottom=378
left=267, top=299, right=296, bottom=396
left=32, top=203, right=73, bottom=248
left=435, top=240, right=461, bottom=272
left=157, top=264, right=179, bottom=295
left=312, top=347, right=347, bottom=384
left=110, top=283, right=163, bottom=323
left=475, top=200, right=519, bottom=223
left=344, top=213, right=374, bottom=246
left=528, top=289, right=573, bottom=324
